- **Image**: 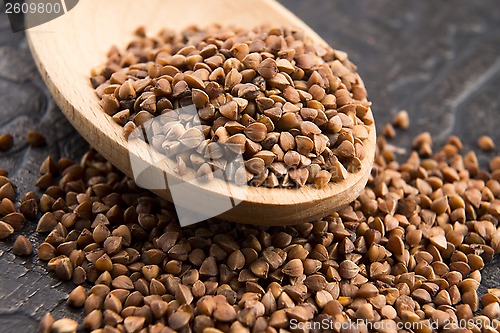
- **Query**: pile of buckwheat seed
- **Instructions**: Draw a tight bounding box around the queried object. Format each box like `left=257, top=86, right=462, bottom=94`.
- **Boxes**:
left=1, top=115, right=500, bottom=332
left=90, top=25, right=372, bottom=188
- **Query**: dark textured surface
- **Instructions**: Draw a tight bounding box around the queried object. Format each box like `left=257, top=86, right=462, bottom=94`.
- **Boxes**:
left=0, top=1, right=500, bottom=331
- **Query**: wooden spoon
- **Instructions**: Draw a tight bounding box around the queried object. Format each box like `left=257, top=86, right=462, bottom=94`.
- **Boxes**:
left=26, top=0, right=376, bottom=226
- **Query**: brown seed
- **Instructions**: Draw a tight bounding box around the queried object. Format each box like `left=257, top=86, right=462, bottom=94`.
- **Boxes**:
left=99, top=94, right=120, bottom=115
left=176, top=284, right=194, bottom=305
left=192, top=88, right=209, bottom=108
left=82, top=310, right=102, bottom=330
left=385, top=235, right=404, bottom=256
left=124, top=316, right=145, bottom=333
left=133, top=110, right=154, bottom=126
left=329, top=157, right=348, bottom=181
left=259, top=250, right=281, bottom=270
left=2, top=212, right=25, bottom=231
left=54, top=257, right=73, bottom=281
left=0, top=221, right=14, bottom=239
left=26, top=130, right=46, bottom=147
left=283, top=150, right=300, bottom=167
left=382, top=123, right=396, bottom=138
left=200, top=256, right=218, bottom=276
left=19, top=198, right=38, bottom=219
left=112, top=275, right=134, bottom=290
left=289, top=168, right=309, bottom=187
left=300, top=108, right=318, bottom=122
left=225, top=68, right=242, bottom=90
left=219, top=101, right=239, bottom=121
left=95, top=253, right=113, bottom=271
left=39, top=313, right=55, bottom=333
left=0, top=133, right=14, bottom=151
left=282, top=259, right=303, bottom=277
left=300, top=121, right=321, bottom=136
left=93, top=223, right=111, bottom=244
left=258, top=58, right=278, bottom=79
left=214, top=298, right=237, bottom=322
left=185, top=73, right=205, bottom=90
left=141, top=264, right=160, bottom=282
left=327, top=116, right=342, bottom=134
left=357, top=283, right=378, bottom=298
left=245, top=157, right=266, bottom=175
left=393, top=110, right=410, bottom=129
left=227, top=250, right=245, bottom=271
left=379, top=305, right=397, bottom=320
left=489, top=156, right=500, bottom=171
left=429, top=233, right=447, bottom=251
left=295, top=135, right=314, bottom=155
left=355, top=303, right=375, bottom=321
left=123, top=121, right=137, bottom=139
left=314, top=170, right=331, bottom=189
left=38, top=242, right=57, bottom=260
left=296, top=53, right=316, bottom=70
left=304, top=274, right=327, bottom=291
left=276, top=58, right=294, bottom=74
left=434, top=290, right=451, bottom=306
left=264, top=105, right=283, bottom=123
left=339, top=260, right=359, bottom=279
left=36, top=212, right=57, bottom=233
left=242, top=53, right=262, bottom=70
left=168, top=304, right=192, bottom=330
left=12, top=235, right=33, bottom=256
left=278, top=112, right=299, bottom=131
left=67, top=285, right=86, bottom=307
left=254, top=150, right=276, bottom=166
left=478, top=135, right=495, bottom=151
left=283, top=86, right=301, bottom=104
left=0, top=182, right=15, bottom=201
left=102, top=308, right=123, bottom=326
left=250, top=260, right=269, bottom=278
left=482, top=302, right=500, bottom=320
left=104, top=236, right=122, bottom=255
left=0, top=198, right=15, bottom=215
left=462, top=290, right=479, bottom=312
left=150, top=300, right=169, bottom=319
left=334, top=89, right=353, bottom=106
left=336, top=140, right=355, bottom=158
left=118, top=80, right=136, bottom=100
left=245, top=122, right=268, bottom=142
left=51, top=318, right=78, bottom=333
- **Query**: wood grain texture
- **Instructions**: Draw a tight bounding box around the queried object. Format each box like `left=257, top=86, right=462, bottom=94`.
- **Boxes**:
left=25, top=0, right=376, bottom=225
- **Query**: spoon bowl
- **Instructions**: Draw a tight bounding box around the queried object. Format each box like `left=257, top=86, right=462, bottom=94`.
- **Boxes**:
left=26, top=0, right=375, bottom=225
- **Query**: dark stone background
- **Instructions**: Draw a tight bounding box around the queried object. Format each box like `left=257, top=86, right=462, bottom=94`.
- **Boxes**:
left=0, top=1, right=499, bottom=332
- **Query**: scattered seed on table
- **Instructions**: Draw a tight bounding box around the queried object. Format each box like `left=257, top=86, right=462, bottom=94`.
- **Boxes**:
left=478, top=135, right=495, bottom=151
left=382, top=123, right=396, bottom=139
left=23, top=129, right=500, bottom=332
left=0, top=133, right=14, bottom=151
left=392, top=110, right=409, bottom=129
left=12, top=235, right=33, bottom=256
left=26, top=130, right=46, bottom=147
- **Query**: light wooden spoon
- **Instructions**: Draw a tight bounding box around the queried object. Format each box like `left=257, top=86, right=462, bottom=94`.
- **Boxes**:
left=26, top=0, right=376, bottom=226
